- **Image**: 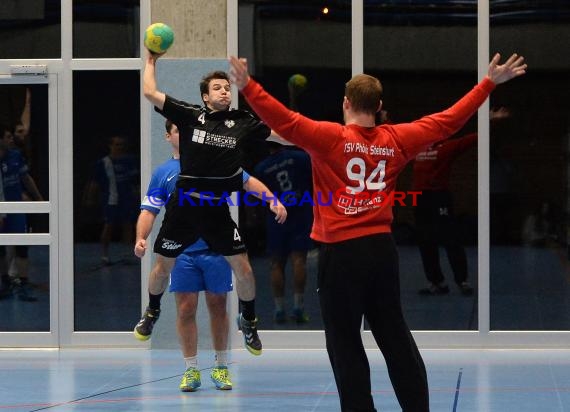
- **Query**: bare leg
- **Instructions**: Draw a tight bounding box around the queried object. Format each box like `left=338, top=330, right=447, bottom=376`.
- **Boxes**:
left=149, top=254, right=173, bottom=295
left=224, top=253, right=255, bottom=301
left=270, top=256, right=286, bottom=299
left=205, top=292, right=228, bottom=351
left=290, top=251, right=307, bottom=295
left=175, top=292, right=199, bottom=358
left=100, top=223, right=113, bottom=260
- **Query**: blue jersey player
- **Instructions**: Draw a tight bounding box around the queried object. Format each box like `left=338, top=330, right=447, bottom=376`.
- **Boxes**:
left=133, top=120, right=286, bottom=392
left=0, top=126, right=44, bottom=301
left=255, top=141, right=313, bottom=323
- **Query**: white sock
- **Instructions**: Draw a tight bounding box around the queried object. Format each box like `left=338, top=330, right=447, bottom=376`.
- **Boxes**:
left=274, top=297, right=284, bottom=312
left=294, top=293, right=304, bottom=310
left=184, top=355, right=198, bottom=370
left=215, top=350, right=228, bottom=367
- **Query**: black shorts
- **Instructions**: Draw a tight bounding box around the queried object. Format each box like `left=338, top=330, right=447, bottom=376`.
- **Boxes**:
left=153, top=190, right=247, bottom=258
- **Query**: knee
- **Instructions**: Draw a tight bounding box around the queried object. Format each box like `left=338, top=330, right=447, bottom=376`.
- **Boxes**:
left=207, top=295, right=227, bottom=319
left=177, top=300, right=197, bottom=321
left=233, top=258, right=253, bottom=280
left=154, top=258, right=174, bottom=279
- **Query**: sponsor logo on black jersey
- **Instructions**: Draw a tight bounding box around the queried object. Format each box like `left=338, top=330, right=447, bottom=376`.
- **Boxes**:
left=191, top=129, right=237, bottom=148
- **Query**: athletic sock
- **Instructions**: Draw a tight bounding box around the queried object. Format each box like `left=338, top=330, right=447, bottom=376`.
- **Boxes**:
left=184, top=355, right=198, bottom=370
left=240, top=299, right=256, bottom=321
left=293, top=293, right=304, bottom=310
left=274, top=297, right=284, bottom=312
left=148, top=292, right=163, bottom=311
left=215, top=351, right=228, bottom=368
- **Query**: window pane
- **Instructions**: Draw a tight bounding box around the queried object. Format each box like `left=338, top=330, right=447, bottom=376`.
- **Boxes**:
left=73, top=0, right=140, bottom=58
left=0, top=84, right=50, bottom=203
left=0, top=0, right=61, bottom=59
left=490, top=2, right=570, bottom=330
left=364, top=1, right=478, bottom=331
left=73, top=70, right=141, bottom=331
left=0, top=245, right=50, bottom=332
left=239, top=0, right=352, bottom=330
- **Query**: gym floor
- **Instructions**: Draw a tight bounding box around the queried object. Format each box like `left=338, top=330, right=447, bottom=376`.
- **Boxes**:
left=1, top=348, right=569, bottom=411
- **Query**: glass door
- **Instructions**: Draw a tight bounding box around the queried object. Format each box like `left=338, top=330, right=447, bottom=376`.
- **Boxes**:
left=0, top=75, right=58, bottom=347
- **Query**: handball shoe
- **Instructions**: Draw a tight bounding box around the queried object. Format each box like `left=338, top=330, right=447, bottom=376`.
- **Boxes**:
left=291, top=308, right=310, bottom=324
left=211, top=366, right=232, bottom=390
left=418, top=282, right=450, bottom=295
left=134, top=306, right=160, bottom=341
left=237, top=313, right=262, bottom=356
left=180, top=367, right=201, bottom=392
left=274, top=310, right=286, bottom=324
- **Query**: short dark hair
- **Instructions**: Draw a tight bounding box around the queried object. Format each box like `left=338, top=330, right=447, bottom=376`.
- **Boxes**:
left=0, top=124, right=10, bottom=136
left=345, top=74, right=383, bottom=115
left=199, top=71, right=230, bottom=104
left=165, top=119, right=175, bottom=133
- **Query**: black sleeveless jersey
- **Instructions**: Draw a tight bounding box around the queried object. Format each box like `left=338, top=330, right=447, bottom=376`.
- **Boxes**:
left=156, top=95, right=270, bottom=194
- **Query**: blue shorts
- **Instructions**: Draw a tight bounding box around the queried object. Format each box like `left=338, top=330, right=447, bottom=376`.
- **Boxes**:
left=2, top=214, right=27, bottom=233
left=266, top=207, right=313, bottom=256
left=169, top=250, right=233, bottom=294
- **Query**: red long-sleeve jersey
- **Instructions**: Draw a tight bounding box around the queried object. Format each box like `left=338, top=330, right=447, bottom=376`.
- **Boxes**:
left=412, top=132, right=477, bottom=191
left=241, top=78, right=495, bottom=243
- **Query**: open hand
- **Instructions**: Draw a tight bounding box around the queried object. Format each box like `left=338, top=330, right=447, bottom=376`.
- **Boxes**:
left=487, top=53, right=527, bottom=85
left=228, top=56, right=250, bottom=90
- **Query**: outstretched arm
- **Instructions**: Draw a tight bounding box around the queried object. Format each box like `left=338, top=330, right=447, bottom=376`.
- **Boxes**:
left=228, top=56, right=342, bottom=152
left=143, top=51, right=166, bottom=110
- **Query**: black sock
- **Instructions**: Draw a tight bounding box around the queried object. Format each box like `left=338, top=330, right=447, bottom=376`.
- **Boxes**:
left=148, top=292, right=163, bottom=311
left=19, top=277, right=29, bottom=285
left=240, top=299, right=256, bottom=321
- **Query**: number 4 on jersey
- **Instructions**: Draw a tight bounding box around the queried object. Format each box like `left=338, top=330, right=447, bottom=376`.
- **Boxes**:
left=233, top=228, right=242, bottom=242
left=346, top=158, right=387, bottom=194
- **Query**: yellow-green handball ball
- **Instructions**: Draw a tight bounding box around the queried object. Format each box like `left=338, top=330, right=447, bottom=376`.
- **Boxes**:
left=288, top=73, right=308, bottom=91
left=144, top=23, right=174, bottom=54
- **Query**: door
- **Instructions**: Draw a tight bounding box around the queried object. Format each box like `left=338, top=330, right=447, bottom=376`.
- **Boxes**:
left=0, top=75, right=58, bottom=347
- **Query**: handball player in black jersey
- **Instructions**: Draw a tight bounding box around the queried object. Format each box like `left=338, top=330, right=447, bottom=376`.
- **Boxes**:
left=142, top=50, right=274, bottom=355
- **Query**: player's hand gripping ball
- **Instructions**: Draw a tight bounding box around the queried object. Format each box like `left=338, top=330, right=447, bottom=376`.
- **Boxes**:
left=144, top=23, right=174, bottom=54
left=288, top=74, right=308, bottom=92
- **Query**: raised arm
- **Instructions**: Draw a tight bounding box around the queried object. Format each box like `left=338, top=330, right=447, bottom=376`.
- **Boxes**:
left=143, top=51, right=166, bottom=110
left=20, top=88, right=31, bottom=138
left=228, top=56, right=342, bottom=153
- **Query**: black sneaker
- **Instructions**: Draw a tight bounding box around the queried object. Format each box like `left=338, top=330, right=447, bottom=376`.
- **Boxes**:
left=133, top=306, right=160, bottom=341
left=459, top=281, right=474, bottom=296
left=418, top=282, right=450, bottom=295
left=15, top=283, right=38, bottom=302
left=237, top=313, right=262, bottom=356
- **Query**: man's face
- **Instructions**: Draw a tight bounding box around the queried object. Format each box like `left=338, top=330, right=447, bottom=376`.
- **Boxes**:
left=2, top=130, right=14, bottom=147
left=13, top=124, right=26, bottom=142
left=109, top=137, right=127, bottom=156
left=166, top=124, right=180, bottom=151
left=203, top=79, right=231, bottom=112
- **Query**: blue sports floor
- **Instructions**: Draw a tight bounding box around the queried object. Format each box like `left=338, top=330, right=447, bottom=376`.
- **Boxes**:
left=1, top=348, right=569, bottom=411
